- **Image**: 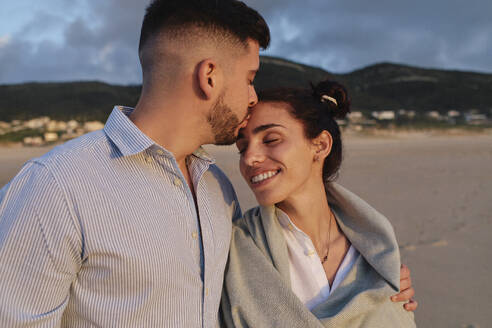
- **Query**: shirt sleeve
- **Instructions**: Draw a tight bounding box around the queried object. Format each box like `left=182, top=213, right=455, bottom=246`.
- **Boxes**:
left=0, top=161, right=82, bottom=327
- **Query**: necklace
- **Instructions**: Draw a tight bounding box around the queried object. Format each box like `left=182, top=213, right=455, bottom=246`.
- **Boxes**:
left=320, top=210, right=333, bottom=265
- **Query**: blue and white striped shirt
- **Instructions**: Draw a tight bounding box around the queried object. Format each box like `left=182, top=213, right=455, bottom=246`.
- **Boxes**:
left=0, top=106, right=241, bottom=327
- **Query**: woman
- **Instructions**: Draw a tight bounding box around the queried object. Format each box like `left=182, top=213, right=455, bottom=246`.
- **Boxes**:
left=221, top=80, right=416, bottom=327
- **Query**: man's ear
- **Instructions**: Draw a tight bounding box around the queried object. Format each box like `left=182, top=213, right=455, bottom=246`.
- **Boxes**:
left=197, top=59, right=221, bottom=100
left=312, top=130, right=333, bottom=162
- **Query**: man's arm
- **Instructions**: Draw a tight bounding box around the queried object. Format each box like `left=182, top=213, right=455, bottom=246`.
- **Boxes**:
left=0, top=162, right=81, bottom=326
left=391, top=264, right=418, bottom=311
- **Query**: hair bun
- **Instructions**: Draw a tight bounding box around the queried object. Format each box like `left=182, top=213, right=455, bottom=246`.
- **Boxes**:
left=311, top=80, right=351, bottom=119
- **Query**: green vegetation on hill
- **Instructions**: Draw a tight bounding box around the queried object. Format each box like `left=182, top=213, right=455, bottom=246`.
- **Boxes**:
left=1, top=58, right=491, bottom=122
left=337, top=63, right=492, bottom=112
left=0, top=82, right=141, bottom=122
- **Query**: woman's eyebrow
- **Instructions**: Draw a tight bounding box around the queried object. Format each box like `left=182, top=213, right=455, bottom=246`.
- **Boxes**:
left=236, top=123, right=285, bottom=141
left=252, top=123, right=285, bottom=134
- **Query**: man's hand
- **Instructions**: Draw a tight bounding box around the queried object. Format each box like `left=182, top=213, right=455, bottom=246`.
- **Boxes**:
left=391, top=264, right=418, bottom=312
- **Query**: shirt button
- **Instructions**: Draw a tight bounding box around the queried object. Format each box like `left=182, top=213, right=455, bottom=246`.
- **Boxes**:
left=205, top=288, right=209, bottom=296
left=173, top=178, right=182, bottom=187
left=288, top=224, right=295, bottom=231
left=191, top=231, right=198, bottom=240
left=306, top=249, right=316, bottom=257
left=145, top=156, right=152, bottom=163
left=156, top=149, right=164, bottom=156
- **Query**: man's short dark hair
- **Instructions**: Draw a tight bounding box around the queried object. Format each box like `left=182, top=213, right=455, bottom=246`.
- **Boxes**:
left=139, top=0, right=270, bottom=53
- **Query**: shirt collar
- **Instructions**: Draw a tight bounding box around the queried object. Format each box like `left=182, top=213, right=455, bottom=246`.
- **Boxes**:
left=276, top=207, right=308, bottom=238
left=105, top=106, right=217, bottom=164
left=192, top=146, right=215, bottom=164
left=276, top=207, right=326, bottom=254
left=104, top=106, right=155, bottom=157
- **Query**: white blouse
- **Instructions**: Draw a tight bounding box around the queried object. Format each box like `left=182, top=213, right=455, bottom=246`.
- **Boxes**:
left=276, top=207, right=358, bottom=310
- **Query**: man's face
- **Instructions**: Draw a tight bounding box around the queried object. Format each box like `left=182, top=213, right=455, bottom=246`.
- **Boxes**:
left=208, top=39, right=260, bottom=145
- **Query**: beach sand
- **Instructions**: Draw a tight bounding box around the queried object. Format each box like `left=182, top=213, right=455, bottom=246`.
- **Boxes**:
left=1, top=133, right=491, bottom=327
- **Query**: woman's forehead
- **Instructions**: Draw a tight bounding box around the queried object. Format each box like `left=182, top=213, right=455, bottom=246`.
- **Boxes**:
left=249, top=101, right=290, bottom=122
left=237, top=101, right=301, bottom=140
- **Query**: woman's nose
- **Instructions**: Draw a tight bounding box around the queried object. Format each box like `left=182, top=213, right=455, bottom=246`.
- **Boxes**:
left=242, top=146, right=264, bottom=167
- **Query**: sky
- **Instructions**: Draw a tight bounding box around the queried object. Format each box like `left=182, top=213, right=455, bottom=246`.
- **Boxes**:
left=0, top=0, right=491, bottom=85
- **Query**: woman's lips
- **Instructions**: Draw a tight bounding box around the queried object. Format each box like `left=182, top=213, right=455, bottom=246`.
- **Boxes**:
left=250, top=169, right=281, bottom=185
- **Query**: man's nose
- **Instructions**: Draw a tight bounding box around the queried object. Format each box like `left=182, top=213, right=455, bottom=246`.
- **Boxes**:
left=248, top=86, right=258, bottom=107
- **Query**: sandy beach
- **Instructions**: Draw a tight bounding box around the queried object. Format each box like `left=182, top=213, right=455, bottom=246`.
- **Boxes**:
left=1, top=133, right=491, bottom=327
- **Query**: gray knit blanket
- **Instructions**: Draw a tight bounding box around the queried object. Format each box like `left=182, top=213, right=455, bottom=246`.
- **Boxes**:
left=220, top=183, right=416, bottom=327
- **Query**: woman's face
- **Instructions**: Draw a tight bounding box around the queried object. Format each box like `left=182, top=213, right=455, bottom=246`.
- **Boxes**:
left=236, top=101, right=321, bottom=206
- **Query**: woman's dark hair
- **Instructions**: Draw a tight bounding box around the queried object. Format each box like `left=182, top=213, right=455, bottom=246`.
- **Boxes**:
left=258, top=80, right=350, bottom=181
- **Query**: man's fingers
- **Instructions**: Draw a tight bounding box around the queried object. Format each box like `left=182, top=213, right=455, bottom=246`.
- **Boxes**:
left=391, top=287, right=415, bottom=302
left=403, top=299, right=418, bottom=312
left=400, top=263, right=410, bottom=280
left=395, top=264, right=417, bottom=312
left=400, top=276, right=412, bottom=291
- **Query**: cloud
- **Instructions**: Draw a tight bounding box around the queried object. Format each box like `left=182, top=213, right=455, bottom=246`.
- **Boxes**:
left=246, top=0, right=492, bottom=73
left=0, top=0, right=147, bottom=84
left=0, top=0, right=491, bottom=84
left=0, top=35, right=10, bottom=48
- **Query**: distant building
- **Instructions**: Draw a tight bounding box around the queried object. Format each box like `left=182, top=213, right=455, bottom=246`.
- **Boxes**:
left=67, top=120, right=79, bottom=131
left=372, top=111, right=395, bottom=120
left=465, top=113, right=488, bottom=125
left=348, top=111, right=364, bottom=123
left=348, top=111, right=363, bottom=119
left=23, top=136, right=44, bottom=146
left=84, top=121, right=105, bottom=132
left=336, top=119, right=347, bottom=127
left=24, top=117, right=50, bottom=129
left=398, top=109, right=416, bottom=119
left=44, top=132, right=59, bottom=142
left=447, top=110, right=460, bottom=118
left=426, top=111, right=442, bottom=120
left=0, top=121, right=10, bottom=135
left=46, top=120, right=68, bottom=132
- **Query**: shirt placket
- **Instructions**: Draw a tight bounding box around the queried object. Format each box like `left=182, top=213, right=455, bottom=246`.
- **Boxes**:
left=284, top=213, right=331, bottom=294
left=153, top=149, right=203, bottom=272
left=187, top=156, right=215, bottom=328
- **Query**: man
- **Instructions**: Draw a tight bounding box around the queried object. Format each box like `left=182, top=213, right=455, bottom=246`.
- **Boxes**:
left=0, top=0, right=415, bottom=327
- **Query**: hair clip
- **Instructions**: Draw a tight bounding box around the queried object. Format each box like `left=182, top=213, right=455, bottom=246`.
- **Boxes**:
left=321, top=95, right=338, bottom=106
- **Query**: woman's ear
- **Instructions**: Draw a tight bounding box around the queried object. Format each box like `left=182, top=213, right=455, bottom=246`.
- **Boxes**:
left=312, top=130, right=333, bottom=162
left=197, top=59, right=220, bottom=100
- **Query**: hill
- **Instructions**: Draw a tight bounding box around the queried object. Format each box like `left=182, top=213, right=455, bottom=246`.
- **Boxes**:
left=1, top=57, right=491, bottom=121
left=335, top=62, right=492, bottom=112
left=0, top=82, right=141, bottom=122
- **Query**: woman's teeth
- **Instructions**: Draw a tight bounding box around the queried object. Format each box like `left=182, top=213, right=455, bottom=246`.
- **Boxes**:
left=251, top=170, right=279, bottom=184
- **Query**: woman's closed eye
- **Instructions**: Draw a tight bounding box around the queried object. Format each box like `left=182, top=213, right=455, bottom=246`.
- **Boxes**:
left=263, top=133, right=281, bottom=146
left=264, top=138, right=279, bottom=145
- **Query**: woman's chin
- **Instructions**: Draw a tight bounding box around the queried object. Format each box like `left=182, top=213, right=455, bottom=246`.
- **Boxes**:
left=254, top=192, right=283, bottom=207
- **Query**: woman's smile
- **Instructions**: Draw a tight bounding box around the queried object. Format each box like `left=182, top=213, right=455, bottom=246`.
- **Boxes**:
left=250, top=169, right=282, bottom=185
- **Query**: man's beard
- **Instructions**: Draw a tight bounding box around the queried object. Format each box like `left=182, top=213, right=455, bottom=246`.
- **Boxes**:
left=207, top=95, right=242, bottom=145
